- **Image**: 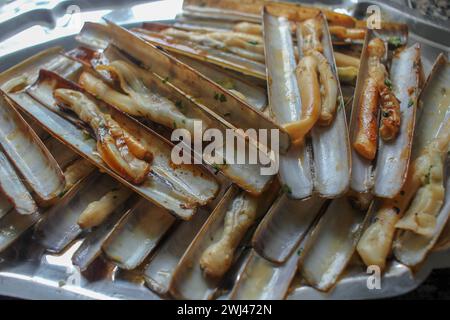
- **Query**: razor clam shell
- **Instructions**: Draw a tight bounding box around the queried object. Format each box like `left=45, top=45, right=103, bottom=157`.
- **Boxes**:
left=76, top=22, right=111, bottom=50
left=373, top=44, right=421, bottom=198
left=394, top=170, right=450, bottom=267
left=102, top=21, right=291, bottom=154
left=102, top=198, right=176, bottom=270
left=1, top=50, right=219, bottom=219
left=144, top=208, right=210, bottom=296
left=169, top=183, right=278, bottom=299
left=263, top=13, right=313, bottom=199
left=134, top=25, right=267, bottom=80
left=35, top=173, right=121, bottom=253
left=0, top=210, right=40, bottom=253
left=298, top=197, right=369, bottom=291
left=71, top=45, right=273, bottom=196
left=264, top=9, right=351, bottom=199
left=171, top=54, right=267, bottom=111
left=392, top=55, right=450, bottom=267
left=43, top=137, right=79, bottom=170
left=71, top=199, right=132, bottom=271
left=228, top=246, right=301, bottom=300
left=0, top=150, right=38, bottom=215
left=252, top=193, right=327, bottom=263
left=0, top=94, right=65, bottom=206
left=0, top=194, right=12, bottom=220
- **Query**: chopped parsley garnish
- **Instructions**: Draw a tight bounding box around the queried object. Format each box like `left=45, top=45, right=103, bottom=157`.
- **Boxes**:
left=214, top=92, right=227, bottom=102
left=247, top=40, right=259, bottom=46
left=162, top=76, right=169, bottom=84
left=407, top=98, right=414, bottom=108
left=282, top=184, right=292, bottom=195
left=384, top=78, right=393, bottom=90
left=388, top=36, right=402, bottom=48
left=175, top=100, right=183, bottom=110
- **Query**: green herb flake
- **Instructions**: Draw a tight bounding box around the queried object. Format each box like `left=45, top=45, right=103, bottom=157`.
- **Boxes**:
left=173, top=121, right=177, bottom=129
left=162, top=76, right=169, bottom=84
left=223, top=112, right=232, bottom=117
left=247, top=40, right=259, bottom=46
left=388, top=36, right=402, bottom=48
left=175, top=100, right=183, bottom=110
left=219, top=93, right=227, bottom=102
left=384, top=78, right=393, bottom=90
left=407, top=98, right=414, bottom=108
left=297, top=248, right=303, bottom=256
left=282, top=184, right=292, bottom=195
left=214, top=92, right=220, bottom=101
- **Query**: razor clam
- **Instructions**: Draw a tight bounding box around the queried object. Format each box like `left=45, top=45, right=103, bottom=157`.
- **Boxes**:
left=170, top=54, right=267, bottom=111
left=392, top=55, right=450, bottom=267
left=133, top=24, right=267, bottom=80
left=67, top=45, right=273, bottom=195
left=252, top=193, right=327, bottom=263
left=350, top=30, right=421, bottom=198
left=102, top=198, right=176, bottom=270
left=1, top=50, right=219, bottom=219
left=0, top=93, right=65, bottom=207
left=183, top=0, right=356, bottom=27
left=0, top=148, right=38, bottom=215
left=35, top=173, right=122, bottom=253
left=0, top=210, right=40, bottom=253
left=169, top=183, right=278, bottom=299
left=71, top=200, right=131, bottom=272
left=101, top=21, right=291, bottom=154
left=298, top=197, right=369, bottom=291
left=228, top=247, right=301, bottom=300
left=144, top=208, right=210, bottom=296
left=264, top=7, right=351, bottom=199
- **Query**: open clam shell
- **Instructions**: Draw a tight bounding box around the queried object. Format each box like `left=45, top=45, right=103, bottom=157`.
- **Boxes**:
left=252, top=193, right=327, bottom=263
left=0, top=49, right=219, bottom=220
left=349, top=29, right=421, bottom=198
left=71, top=197, right=134, bottom=271
left=169, top=183, right=278, bottom=299
left=0, top=93, right=65, bottom=207
left=34, top=173, right=124, bottom=253
left=66, top=45, right=273, bottom=196
left=102, top=198, right=176, bottom=270
left=101, top=20, right=291, bottom=154
left=0, top=150, right=37, bottom=215
left=298, top=196, right=370, bottom=291
left=263, top=6, right=351, bottom=199
left=393, top=54, right=450, bottom=267
left=144, top=208, right=210, bottom=296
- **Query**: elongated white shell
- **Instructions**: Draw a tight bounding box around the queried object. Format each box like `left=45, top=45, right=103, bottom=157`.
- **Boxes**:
left=144, top=208, right=210, bottom=295
left=0, top=194, right=12, bottom=220
left=35, top=173, right=120, bottom=253
left=373, top=44, right=421, bottom=198
left=102, top=198, right=175, bottom=270
left=299, top=197, right=369, bottom=291
left=0, top=151, right=37, bottom=215
left=0, top=94, right=65, bottom=206
left=0, top=210, right=40, bottom=253
left=393, top=55, right=450, bottom=266
left=263, top=8, right=350, bottom=199
left=252, top=193, right=325, bottom=263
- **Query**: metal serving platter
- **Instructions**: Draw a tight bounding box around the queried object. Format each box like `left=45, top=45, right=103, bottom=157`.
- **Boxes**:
left=0, top=0, right=449, bottom=300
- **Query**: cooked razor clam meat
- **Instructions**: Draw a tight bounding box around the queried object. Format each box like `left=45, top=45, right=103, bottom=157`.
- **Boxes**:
left=334, top=52, right=360, bottom=68
left=200, top=192, right=258, bottom=279
left=357, top=124, right=450, bottom=269
left=53, top=88, right=152, bottom=184
left=78, top=185, right=132, bottom=229
left=84, top=62, right=200, bottom=134
left=301, top=18, right=324, bottom=54
left=395, top=123, right=449, bottom=236
left=161, top=28, right=265, bottom=63
left=309, top=50, right=338, bottom=126
left=353, top=38, right=387, bottom=160
left=232, top=22, right=263, bottom=36
left=63, top=158, right=96, bottom=191
left=283, top=55, right=321, bottom=144
left=329, top=26, right=365, bottom=40
left=379, top=83, right=401, bottom=141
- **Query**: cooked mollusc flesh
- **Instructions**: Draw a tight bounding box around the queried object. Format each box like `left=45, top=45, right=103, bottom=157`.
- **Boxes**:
left=53, top=88, right=153, bottom=185
left=81, top=62, right=201, bottom=134
left=200, top=192, right=258, bottom=279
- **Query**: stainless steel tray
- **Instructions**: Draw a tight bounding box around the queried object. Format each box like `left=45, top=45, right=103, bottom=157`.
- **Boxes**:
left=0, top=0, right=449, bottom=300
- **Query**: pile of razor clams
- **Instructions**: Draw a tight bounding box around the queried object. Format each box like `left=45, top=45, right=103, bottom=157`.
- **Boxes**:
left=0, top=0, right=449, bottom=299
